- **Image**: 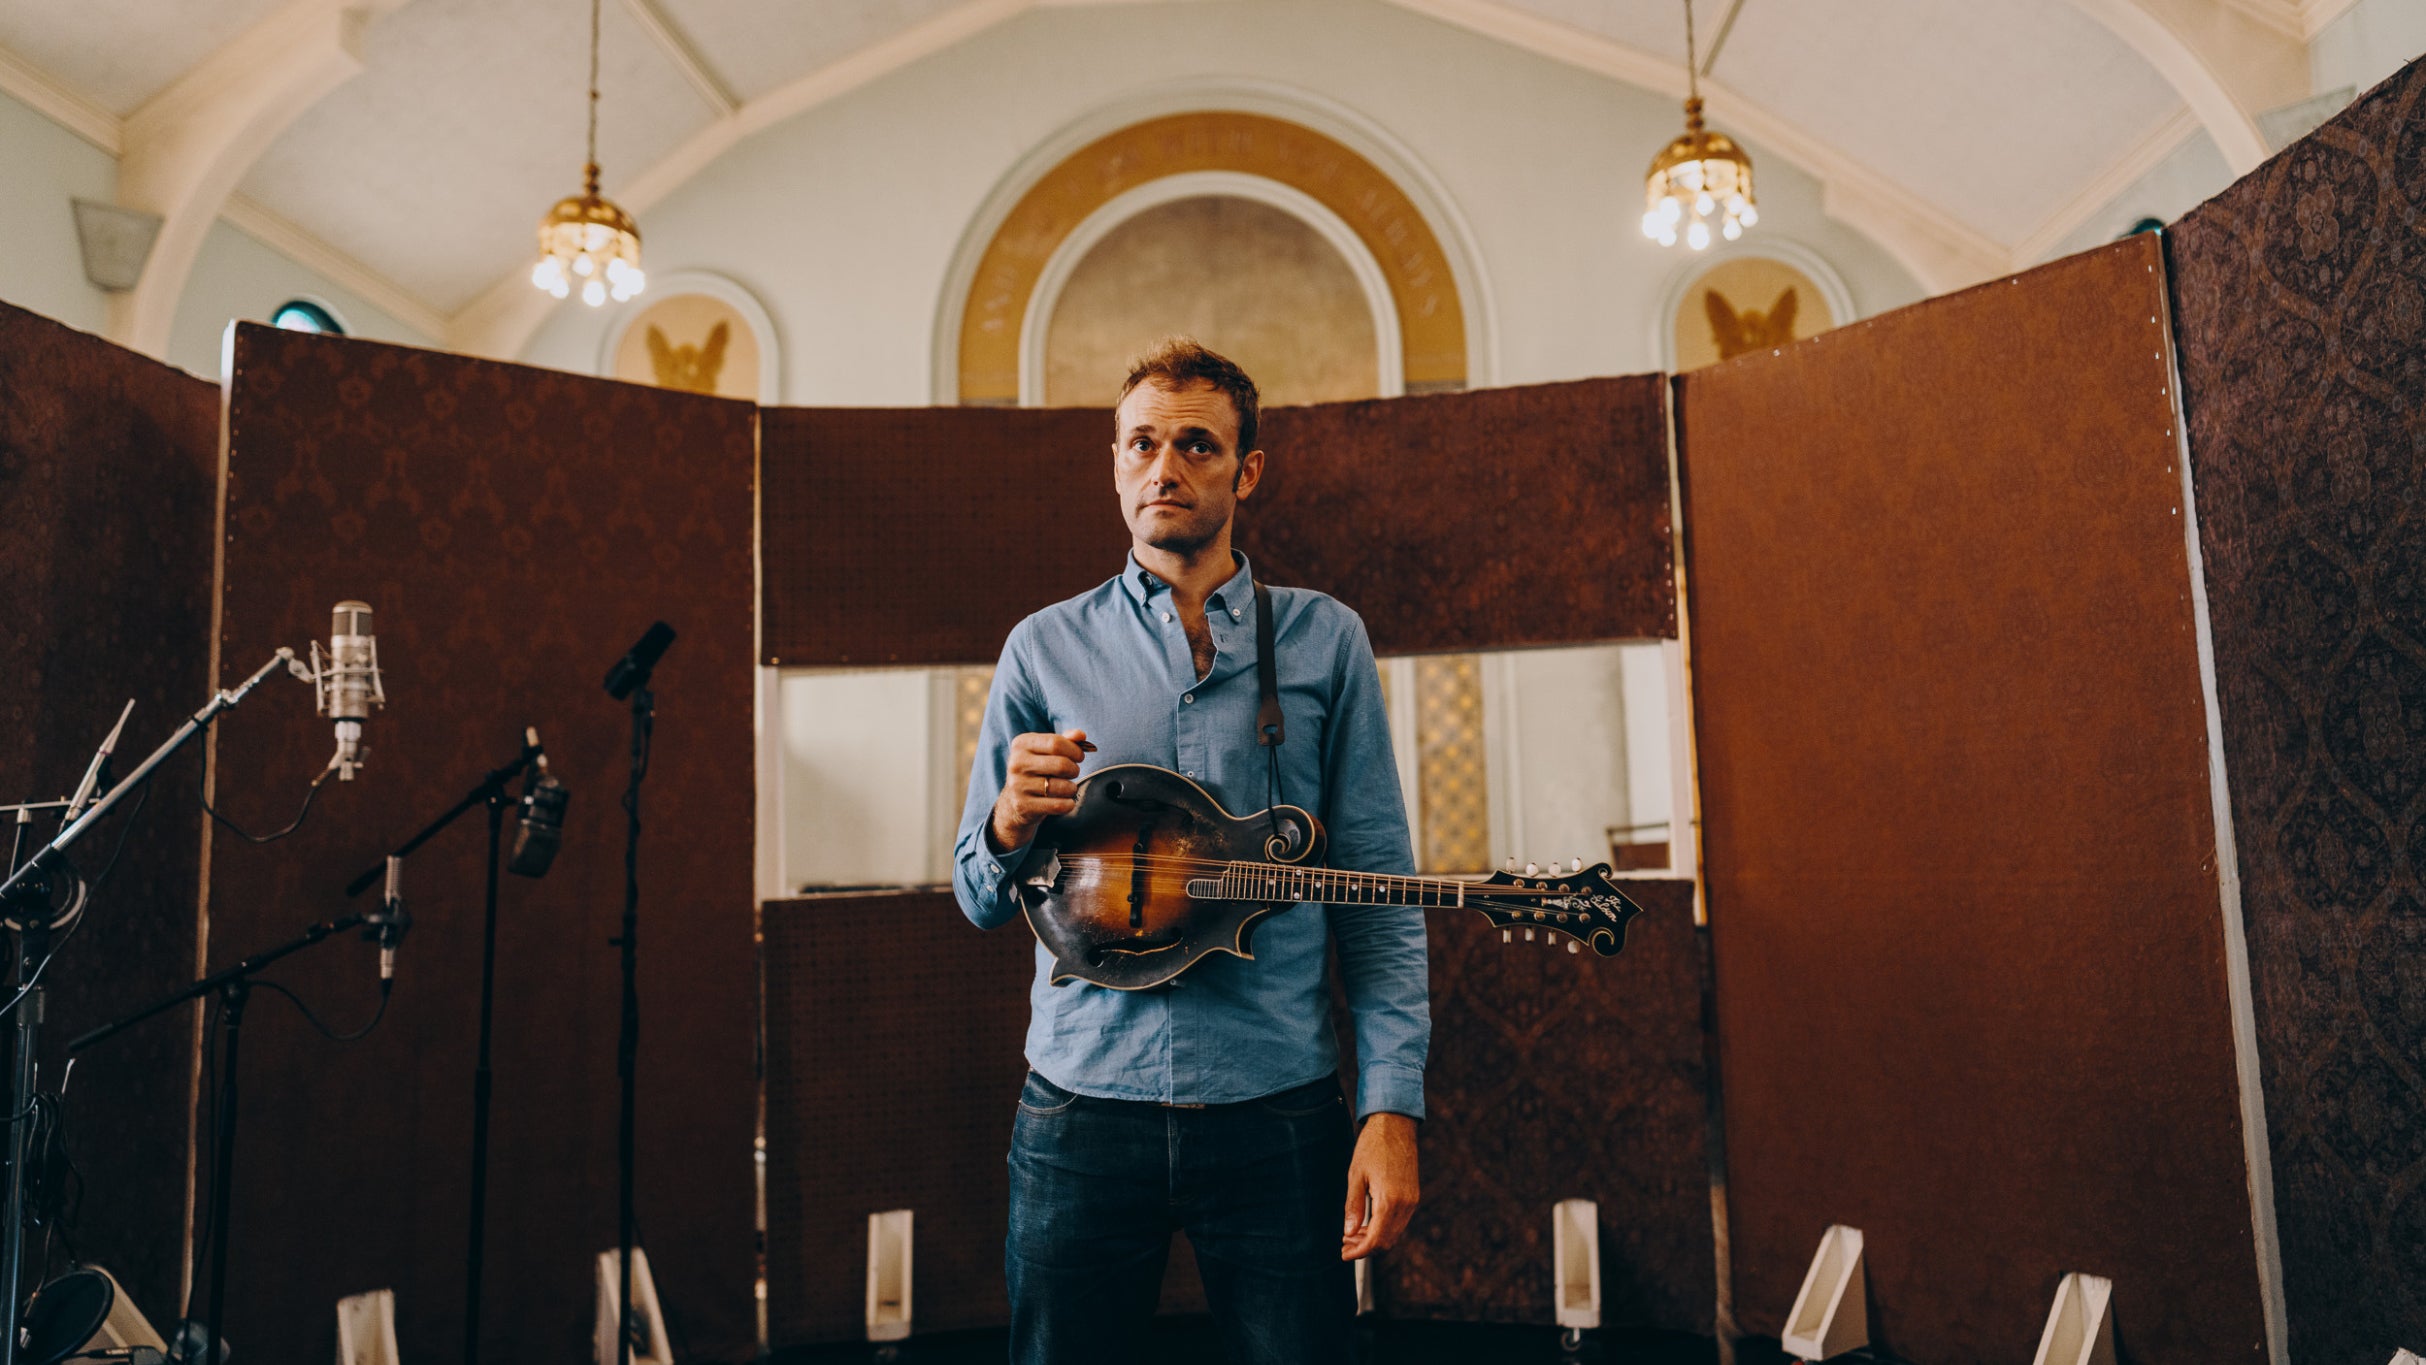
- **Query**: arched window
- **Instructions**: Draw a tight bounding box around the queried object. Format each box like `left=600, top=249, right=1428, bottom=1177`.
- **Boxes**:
left=270, top=300, right=344, bottom=335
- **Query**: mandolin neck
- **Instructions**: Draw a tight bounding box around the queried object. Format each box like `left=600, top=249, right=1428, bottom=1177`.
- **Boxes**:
left=1188, top=862, right=1485, bottom=908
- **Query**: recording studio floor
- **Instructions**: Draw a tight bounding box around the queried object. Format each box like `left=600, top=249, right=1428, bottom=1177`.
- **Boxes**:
left=770, top=1320, right=1791, bottom=1364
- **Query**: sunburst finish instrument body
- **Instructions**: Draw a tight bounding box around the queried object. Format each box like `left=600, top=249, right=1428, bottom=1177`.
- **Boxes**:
left=1017, top=764, right=1648, bottom=990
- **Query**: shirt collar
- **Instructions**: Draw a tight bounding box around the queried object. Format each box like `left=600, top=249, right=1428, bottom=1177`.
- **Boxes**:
left=1121, top=550, right=1255, bottom=610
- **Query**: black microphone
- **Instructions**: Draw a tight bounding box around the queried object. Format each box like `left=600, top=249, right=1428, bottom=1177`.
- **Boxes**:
left=604, top=622, right=675, bottom=700
left=508, top=756, right=570, bottom=879
left=378, top=855, right=406, bottom=984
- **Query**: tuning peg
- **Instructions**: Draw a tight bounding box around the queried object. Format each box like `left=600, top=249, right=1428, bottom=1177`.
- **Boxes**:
left=1505, top=856, right=1517, bottom=872
left=1570, top=857, right=1583, bottom=872
left=1523, top=928, right=1535, bottom=941
left=1501, top=929, right=1512, bottom=943
left=1567, top=940, right=1580, bottom=954
left=1524, top=862, right=1538, bottom=876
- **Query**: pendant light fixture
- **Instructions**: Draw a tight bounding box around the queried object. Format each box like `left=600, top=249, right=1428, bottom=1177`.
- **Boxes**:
left=1642, top=0, right=1757, bottom=251
left=531, top=0, right=645, bottom=307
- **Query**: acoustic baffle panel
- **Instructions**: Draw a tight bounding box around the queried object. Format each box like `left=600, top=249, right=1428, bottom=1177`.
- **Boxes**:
left=2169, top=61, right=2426, bottom=1360
left=758, top=376, right=1675, bottom=667
left=761, top=893, right=1037, bottom=1345
left=0, top=299, right=221, bottom=1329
left=1678, top=236, right=2267, bottom=1362
left=1377, top=883, right=1712, bottom=1330
left=212, top=325, right=758, bottom=1363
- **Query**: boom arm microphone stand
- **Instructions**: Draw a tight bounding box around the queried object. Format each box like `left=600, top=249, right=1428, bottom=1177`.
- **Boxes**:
left=342, top=729, right=552, bottom=1365
left=603, top=622, right=672, bottom=1365
left=0, top=649, right=324, bottom=1365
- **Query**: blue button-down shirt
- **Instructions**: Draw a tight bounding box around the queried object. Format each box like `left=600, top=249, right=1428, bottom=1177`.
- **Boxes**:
left=954, top=552, right=1429, bottom=1119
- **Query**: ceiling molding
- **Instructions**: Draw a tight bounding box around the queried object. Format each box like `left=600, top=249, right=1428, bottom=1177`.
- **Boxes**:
left=222, top=192, right=450, bottom=338
left=2291, top=0, right=2359, bottom=40
left=110, top=0, right=377, bottom=357
left=2061, top=0, right=2308, bottom=174
left=1379, top=0, right=2010, bottom=293
left=2214, top=0, right=2304, bottom=39
left=0, top=41, right=122, bottom=155
left=620, top=0, right=738, bottom=117
left=2011, top=105, right=2200, bottom=264
left=448, top=0, right=1040, bottom=358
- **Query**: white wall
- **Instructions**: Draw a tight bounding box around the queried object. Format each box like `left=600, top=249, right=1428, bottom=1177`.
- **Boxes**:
left=2037, top=128, right=2234, bottom=264
left=0, top=86, right=115, bottom=335
left=519, top=0, right=1926, bottom=399
left=167, top=218, right=438, bottom=379
left=2312, top=0, right=2426, bottom=101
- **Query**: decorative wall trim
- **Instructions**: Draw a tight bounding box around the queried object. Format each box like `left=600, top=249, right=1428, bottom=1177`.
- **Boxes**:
left=1016, top=170, right=1406, bottom=407
left=933, top=77, right=1497, bottom=403
left=593, top=268, right=784, bottom=403
left=0, top=40, right=121, bottom=154
left=1649, top=236, right=1859, bottom=374
left=947, top=107, right=1471, bottom=404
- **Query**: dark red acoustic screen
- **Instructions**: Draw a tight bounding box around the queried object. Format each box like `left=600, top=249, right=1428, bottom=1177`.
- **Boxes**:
left=208, top=325, right=759, bottom=1363
left=1678, top=236, right=2268, bottom=1361
left=0, top=299, right=221, bottom=1329
left=2169, top=59, right=2426, bottom=1361
left=759, top=376, right=1675, bottom=667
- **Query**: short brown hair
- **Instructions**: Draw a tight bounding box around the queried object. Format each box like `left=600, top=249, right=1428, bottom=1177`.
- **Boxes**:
left=1117, top=338, right=1260, bottom=454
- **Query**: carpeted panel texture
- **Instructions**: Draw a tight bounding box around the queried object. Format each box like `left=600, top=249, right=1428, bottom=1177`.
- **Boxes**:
left=1678, top=235, right=2267, bottom=1363
left=1376, top=881, right=1711, bottom=1332
left=208, top=325, right=759, bottom=1363
left=0, top=299, right=220, bottom=1330
left=2169, top=57, right=2426, bottom=1361
left=759, top=377, right=1674, bottom=667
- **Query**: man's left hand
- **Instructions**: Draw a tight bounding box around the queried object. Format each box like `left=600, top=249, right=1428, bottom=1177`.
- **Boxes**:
left=1341, top=1112, right=1419, bottom=1260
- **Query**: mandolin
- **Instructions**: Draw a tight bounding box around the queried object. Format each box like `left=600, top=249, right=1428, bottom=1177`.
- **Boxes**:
left=1015, top=764, right=1649, bottom=990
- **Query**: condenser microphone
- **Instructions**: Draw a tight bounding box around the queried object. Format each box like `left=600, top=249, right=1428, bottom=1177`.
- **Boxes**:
left=508, top=750, right=570, bottom=879
left=379, top=855, right=405, bottom=984
left=312, top=601, right=386, bottom=780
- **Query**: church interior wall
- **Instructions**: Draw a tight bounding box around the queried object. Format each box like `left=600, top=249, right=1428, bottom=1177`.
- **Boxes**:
left=512, top=0, right=1931, bottom=400
left=163, top=219, right=439, bottom=380
left=0, top=86, right=115, bottom=337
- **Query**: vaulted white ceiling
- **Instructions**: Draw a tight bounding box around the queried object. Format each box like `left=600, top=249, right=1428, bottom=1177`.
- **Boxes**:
left=0, top=0, right=2340, bottom=354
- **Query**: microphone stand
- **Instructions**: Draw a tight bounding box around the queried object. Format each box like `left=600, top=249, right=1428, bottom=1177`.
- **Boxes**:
left=602, top=628, right=666, bottom=1365
left=0, top=649, right=310, bottom=1365
left=342, top=733, right=544, bottom=1365
left=69, top=910, right=388, bottom=1365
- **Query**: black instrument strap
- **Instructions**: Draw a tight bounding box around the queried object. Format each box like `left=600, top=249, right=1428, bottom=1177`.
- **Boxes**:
left=1252, top=579, right=1288, bottom=854
left=1253, top=580, right=1284, bottom=748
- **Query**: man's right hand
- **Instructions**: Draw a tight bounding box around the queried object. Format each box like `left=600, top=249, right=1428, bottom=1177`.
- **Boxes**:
left=988, top=729, right=1089, bottom=854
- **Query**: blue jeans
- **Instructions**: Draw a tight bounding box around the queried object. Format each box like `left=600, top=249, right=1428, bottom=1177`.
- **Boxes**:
left=1006, top=1070, right=1357, bottom=1364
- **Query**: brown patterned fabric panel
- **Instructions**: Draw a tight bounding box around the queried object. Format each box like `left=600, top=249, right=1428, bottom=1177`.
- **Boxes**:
left=1679, top=237, right=2267, bottom=1362
left=1375, top=882, right=1711, bottom=1330
left=761, top=892, right=1034, bottom=1344
left=2169, top=60, right=2426, bottom=1360
left=758, top=378, right=1675, bottom=667
left=763, top=885, right=1707, bottom=1342
left=0, top=300, right=219, bottom=1328
left=211, top=325, right=759, bottom=1362
left=1246, top=378, right=1676, bottom=656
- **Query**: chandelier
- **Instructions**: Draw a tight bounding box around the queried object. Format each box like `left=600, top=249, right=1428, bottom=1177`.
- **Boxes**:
left=531, top=0, right=645, bottom=307
left=1641, top=0, right=1757, bottom=251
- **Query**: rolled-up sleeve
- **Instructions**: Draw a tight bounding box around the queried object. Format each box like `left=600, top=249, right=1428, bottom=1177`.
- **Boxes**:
left=1318, top=614, right=1430, bottom=1121
left=953, top=618, right=1045, bottom=930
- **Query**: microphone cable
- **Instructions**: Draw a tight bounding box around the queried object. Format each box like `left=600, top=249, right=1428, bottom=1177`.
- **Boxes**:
left=196, top=761, right=331, bottom=844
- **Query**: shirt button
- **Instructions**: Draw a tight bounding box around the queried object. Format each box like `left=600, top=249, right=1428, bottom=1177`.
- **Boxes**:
left=1183, top=694, right=1194, bottom=703
left=1185, top=770, right=1195, bottom=777
left=1230, top=609, right=1241, bottom=619
left=1161, top=612, right=1172, bottom=622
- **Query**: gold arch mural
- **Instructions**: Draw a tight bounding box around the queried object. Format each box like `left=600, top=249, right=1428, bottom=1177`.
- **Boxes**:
left=956, top=111, right=1468, bottom=404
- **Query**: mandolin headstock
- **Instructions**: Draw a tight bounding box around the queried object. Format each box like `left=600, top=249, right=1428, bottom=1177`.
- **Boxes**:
left=1467, top=858, right=1647, bottom=957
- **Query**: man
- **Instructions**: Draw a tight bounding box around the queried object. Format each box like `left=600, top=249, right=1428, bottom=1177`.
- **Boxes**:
left=953, top=339, right=1429, bottom=1363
